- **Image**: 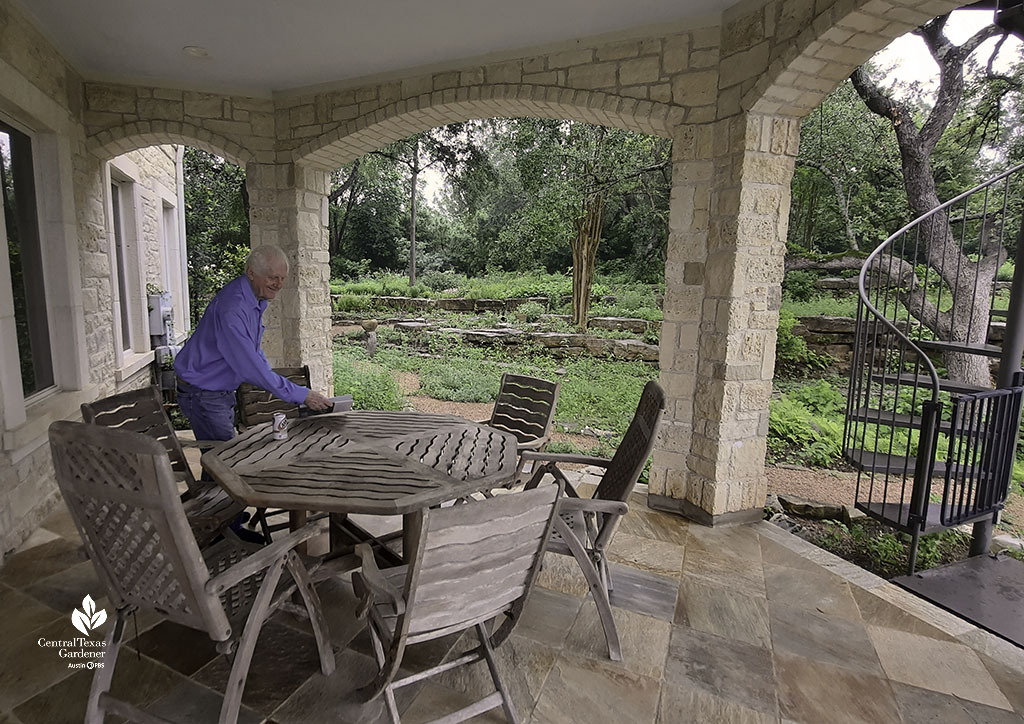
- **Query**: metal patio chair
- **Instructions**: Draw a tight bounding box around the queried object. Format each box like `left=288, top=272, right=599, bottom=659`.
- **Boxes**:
left=81, top=385, right=246, bottom=546
left=522, top=379, right=665, bottom=661
left=353, top=482, right=563, bottom=724
left=48, top=420, right=335, bottom=724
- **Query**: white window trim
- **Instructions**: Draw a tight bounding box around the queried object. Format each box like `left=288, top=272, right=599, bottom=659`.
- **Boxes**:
left=155, top=173, right=189, bottom=344
left=0, top=101, right=93, bottom=457
left=106, top=157, right=151, bottom=376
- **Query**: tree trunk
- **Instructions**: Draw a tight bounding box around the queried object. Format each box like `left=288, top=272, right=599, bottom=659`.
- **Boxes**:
left=408, top=140, right=419, bottom=287
left=571, top=193, right=604, bottom=329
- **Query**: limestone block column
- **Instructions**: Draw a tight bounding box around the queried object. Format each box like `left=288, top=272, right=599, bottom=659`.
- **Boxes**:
left=246, top=161, right=333, bottom=395
left=650, top=113, right=798, bottom=525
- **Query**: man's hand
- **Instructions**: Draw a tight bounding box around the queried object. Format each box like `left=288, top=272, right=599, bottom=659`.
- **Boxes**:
left=305, top=390, right=333, bottom=411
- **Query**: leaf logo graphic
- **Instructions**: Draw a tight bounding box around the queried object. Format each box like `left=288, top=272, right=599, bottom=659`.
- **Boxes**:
left=71, top=595, right=107, bottom=636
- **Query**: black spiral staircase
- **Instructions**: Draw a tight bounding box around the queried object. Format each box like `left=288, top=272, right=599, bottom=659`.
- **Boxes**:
left=844, top=163, right=1024, bottom=574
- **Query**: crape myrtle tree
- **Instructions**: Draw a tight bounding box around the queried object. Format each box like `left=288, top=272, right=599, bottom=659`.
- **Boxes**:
left=850, top=13, right=1018, bottom=386
left=492, top=118, right=670, bottom=327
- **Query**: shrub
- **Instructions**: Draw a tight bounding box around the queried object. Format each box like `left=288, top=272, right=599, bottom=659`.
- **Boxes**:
left=517, top=301, right=546, bottom=323
left=333, top=357, right=403, bottom=410
left=767, top=388, right=843, bottom=467
left=775, top=310, right=832, bottom=376
left=998, top=260, right=1015, bottom=282
left=783, top=270, right=818, bottom=302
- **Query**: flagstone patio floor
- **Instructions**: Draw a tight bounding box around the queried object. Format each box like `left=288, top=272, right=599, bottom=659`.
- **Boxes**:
left=1, top=469, right=1022, bottom=724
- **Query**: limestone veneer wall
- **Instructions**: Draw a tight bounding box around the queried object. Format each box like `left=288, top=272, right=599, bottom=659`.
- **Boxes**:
left=0, top=0, right=186, bottom=554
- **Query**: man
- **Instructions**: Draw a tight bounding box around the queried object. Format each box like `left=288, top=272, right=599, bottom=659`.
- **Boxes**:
left=175, top=245, right=332, bottom=443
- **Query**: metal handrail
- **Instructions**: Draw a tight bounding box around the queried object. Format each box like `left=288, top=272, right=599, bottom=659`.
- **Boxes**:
left=856, top=162, right=1024, bottom=404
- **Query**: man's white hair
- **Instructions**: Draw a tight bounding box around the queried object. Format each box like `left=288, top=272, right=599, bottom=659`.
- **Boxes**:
left=245, top=245, right=289, bottom=275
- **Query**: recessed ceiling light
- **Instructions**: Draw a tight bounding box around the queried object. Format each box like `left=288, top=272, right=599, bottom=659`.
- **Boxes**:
left=182, top=46, right=210, bottom=58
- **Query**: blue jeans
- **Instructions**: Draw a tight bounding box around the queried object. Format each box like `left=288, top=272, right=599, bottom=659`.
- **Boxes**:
left=176, top=378, right=236, bottom=443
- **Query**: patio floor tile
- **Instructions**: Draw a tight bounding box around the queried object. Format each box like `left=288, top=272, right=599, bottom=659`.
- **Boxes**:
left=14, top=653, right=187, bottom=724
left=435, top=632, right=557, bottom=718
left=563, top=604, right=670, bottom=679
left=192, top=621, right=325, bottom=716
left=606, top=531, right=684, bottom=579
left=675, top=574, right=771, bottom=648
left=849, top=585, right=959, bottom=642
left=0, top=538, right=85, bottom=588
left=977, top=652, right=1024, bottom=715
left=22, top=560, right=104, bottom=616
left=0, top=584, right=61, bottom=642
left=517, top=587, right=583, bottom=648
left=0, top=620, right=76, bottom=711
left=531, top=652, right=661, bottom=724
left=131, top=620, right=220, bottom=676
left=663, top=626, right=777, bottom=717
left=402, top=680, right=507, bottom=724
left=144, top=678, right=264, bottom=724
left=774, top=651, right=902, bottom=724
left=37, top=504, right=81, bottom=542
left=763, top=561, right=862, bottom=621
left=618, top=507, right=690, bottom=546
left=606, top=563, right=678, bottom=621
left=535, top=553, right=590, bottom=598
left=658, top=679, right=778, bottom=724
left=769, top=604, right=882, bottom=676
left=682, top=537, right=766, bottom=597
left=890, top=681, right=1023, bottom=724
left=866, top=625, right=1013, bottom=710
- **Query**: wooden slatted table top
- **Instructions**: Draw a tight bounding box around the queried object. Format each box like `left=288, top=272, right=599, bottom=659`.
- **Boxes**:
left=202, top=411, right=518, bottom=516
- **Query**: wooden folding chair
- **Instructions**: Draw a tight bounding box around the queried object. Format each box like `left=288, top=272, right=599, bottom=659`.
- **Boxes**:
left=48, top=421, right=334, bottom=724
left=480, top=373, right=561, bottom=484
left=353, top=483, right=563, bottom=724
left=81, top=385, right=245, bottom=546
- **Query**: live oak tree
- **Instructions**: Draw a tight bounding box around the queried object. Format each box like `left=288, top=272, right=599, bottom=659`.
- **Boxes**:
left=849, top=14, right=1016, bottom=386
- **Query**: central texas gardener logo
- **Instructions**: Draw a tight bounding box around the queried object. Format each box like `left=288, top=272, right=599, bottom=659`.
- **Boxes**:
left=71, top=595, right=107, bottom=636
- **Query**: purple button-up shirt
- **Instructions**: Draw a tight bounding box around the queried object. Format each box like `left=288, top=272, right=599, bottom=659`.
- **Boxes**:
left=174, top=275, right=308, bottom=405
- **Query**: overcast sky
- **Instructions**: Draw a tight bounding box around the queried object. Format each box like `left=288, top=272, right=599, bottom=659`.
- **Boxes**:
left=875, top=9, right=1022, bottom=97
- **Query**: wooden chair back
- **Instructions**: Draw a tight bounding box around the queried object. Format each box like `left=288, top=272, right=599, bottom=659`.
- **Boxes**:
left=81, top=385, right=195, bottom=488
left=487, top=373, right=561, bottom=447
left=594, top=380, right=666, bottom=505
left=236, top=365, right=310, bottom=429
left=48, top=421, right=232, bottom=639
left=398, top=483, right=560, bottom=644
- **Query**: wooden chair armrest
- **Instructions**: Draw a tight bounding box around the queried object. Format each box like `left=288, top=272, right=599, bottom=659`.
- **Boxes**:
left=558, top=498, right=628, bottom=517
left=519, top=451, right=611, bottom=467
left=178, top=437, right=224, bottom=449
left=516, top=436, right=549, bottom=451
left=354, top=543, right=405, bottom=617
left=206, top=520, right=327, bottom=595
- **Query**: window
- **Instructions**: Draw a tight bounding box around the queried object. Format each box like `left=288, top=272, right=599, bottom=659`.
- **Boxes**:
left=0, top=120, right=53, bottom=398
left=160, top=199, right=187, bottom=340
left=106, top=165, right=145, bottom=360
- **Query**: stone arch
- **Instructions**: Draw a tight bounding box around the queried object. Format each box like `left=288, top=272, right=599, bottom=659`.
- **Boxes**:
left=292, top=84, right=683, bottom=169
left=86, top=120, right=253, bottom=166
left=746, top=0, right=960, bottom=117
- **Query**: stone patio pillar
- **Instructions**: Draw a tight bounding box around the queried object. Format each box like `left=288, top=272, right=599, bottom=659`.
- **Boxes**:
left=650, top=113, right=798, bottom=525
left=246, top=161, right=333, bottom=395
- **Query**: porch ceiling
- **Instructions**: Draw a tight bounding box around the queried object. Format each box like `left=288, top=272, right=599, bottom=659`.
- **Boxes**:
left=16, top=0, right=736, bottom=98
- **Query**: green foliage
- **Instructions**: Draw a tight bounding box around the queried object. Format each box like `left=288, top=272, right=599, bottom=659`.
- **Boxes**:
left=998, top=260, right=1015, bottom=282
left=782, top=270, right=819, bottom=302
left=781, top=295, right=859, bottom=319
left=768, top=392, right=844, bottom=467
left=775, top=310, right=833, bottom=376
left=418, top=364, right=499, bottom=402
left=332, top=351, right=404, bottom=410
left=516, top=301, right=546, bottom=322
left=183, top=148, right=249, bottom=323
left=866, top=532, right=905, bottom=569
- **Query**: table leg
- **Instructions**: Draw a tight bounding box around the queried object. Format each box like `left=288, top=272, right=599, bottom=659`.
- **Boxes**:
left=290, top=510, right=308, bottom=555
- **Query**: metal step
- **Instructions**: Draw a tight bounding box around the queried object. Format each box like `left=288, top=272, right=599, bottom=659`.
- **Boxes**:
left=990, top=308, right=1008, bottom=319
left=869, top=373, right=990, bottom=396
left=845, top=448, right=946, bottom=475
left=847, top=408, right=967, bottom=435
left=915, top=339, right=1003, bottom=358
left=855, top=501, right=970, bottom=535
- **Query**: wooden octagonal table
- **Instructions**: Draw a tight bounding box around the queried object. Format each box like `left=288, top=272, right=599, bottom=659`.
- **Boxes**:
left=202, top=410, right=519, bottom=562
